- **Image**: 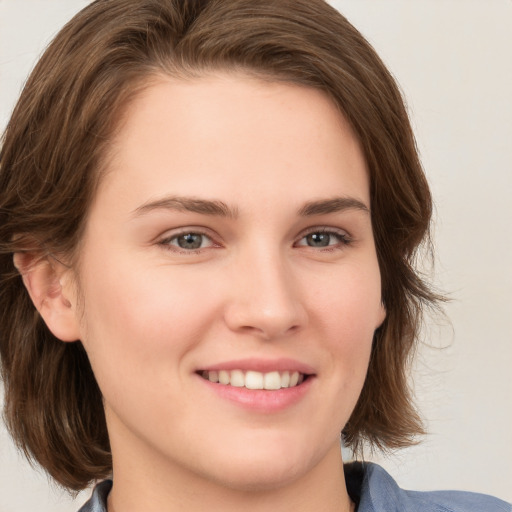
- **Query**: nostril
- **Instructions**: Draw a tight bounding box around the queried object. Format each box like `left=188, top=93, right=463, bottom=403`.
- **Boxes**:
left=222, top=274, right=308, bottom=339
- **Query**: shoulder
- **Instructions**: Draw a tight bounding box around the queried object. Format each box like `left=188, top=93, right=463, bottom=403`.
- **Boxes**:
left=345, top=462, right=511, bottom=512
left=77, top=479, right=112, bottom=512
left=76, top=467, right=511, bottom=512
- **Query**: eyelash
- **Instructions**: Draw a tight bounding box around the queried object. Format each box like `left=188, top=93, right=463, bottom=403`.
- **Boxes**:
left=158, top=229, right=219, bottom=255
left=296, top=227, right=352, bottom=252
left=157, top=227, right=352, bottom=255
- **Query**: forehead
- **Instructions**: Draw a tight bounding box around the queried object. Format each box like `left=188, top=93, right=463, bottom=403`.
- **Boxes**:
left=97, top=73, right=369, bottom=215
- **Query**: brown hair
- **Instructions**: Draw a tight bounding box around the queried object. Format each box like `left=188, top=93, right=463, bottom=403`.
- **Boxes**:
left=0, top=0, right=440, bottom=491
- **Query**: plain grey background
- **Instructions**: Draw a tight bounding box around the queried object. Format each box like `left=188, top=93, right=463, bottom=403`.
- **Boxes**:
left=0, top=1, right=511, bottom=510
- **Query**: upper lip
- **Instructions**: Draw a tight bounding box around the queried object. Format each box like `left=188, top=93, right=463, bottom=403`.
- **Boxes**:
left=198, top=358, right=316, bottom=375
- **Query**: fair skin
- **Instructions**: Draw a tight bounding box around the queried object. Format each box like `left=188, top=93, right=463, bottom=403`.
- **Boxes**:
left=19, top=74, right=385, bottom=511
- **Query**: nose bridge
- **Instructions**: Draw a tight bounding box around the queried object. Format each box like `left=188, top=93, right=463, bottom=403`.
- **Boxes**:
left=224, top=243, right=307, bottom=339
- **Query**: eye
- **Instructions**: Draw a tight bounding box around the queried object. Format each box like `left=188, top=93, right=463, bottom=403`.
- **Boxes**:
left=295, top=229, right=351, bottom=249
left=160, top=231, right=216, bottom=252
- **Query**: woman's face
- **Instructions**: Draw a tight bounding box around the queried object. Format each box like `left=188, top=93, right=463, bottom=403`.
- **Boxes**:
left=71, top=74, right=385, bottom=490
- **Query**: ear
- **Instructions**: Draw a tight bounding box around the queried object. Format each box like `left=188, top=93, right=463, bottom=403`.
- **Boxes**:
left=13, top=252, right=81, bottom=342
left=376, top=301, right=387, bottom=330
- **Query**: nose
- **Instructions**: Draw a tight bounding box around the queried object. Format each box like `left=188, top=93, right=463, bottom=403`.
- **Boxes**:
left=223, top=249, right=308, bottom=340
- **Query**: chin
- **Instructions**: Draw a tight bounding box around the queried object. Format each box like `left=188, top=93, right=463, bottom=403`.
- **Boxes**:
left=207, top=459, right=306, bottom=493
left=193, top=437, right=322, bottom=493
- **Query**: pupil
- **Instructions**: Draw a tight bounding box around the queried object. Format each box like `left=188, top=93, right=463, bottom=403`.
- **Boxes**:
left=307, top=232, right=329, bottom=247
left=178, top=233, right=202, bottom=249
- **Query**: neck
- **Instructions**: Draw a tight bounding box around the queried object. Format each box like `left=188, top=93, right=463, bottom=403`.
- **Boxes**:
left=107, top=439, right=354, bottom=512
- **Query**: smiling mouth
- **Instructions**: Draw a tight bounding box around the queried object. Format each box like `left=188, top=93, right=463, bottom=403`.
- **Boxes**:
left=199, top=370, right=309, bottom=390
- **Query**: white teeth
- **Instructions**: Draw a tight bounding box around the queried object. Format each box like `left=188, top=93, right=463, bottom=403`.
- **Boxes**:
left=230, top=369, right=245, bottom=387
left=218, top=370, right=230, bottom=385
left=263, top=371, right=281, bottom=390
left=202, top=369, right=305, bottom=390
left=245, top=371, right=264, bottom=390
left=281, top=371, right=290, bottom=388
left=289, top=371, right=299, bottom=387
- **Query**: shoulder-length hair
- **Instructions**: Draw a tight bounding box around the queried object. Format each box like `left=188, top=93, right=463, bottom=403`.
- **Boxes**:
left=0, top=0, right=440, bottom=491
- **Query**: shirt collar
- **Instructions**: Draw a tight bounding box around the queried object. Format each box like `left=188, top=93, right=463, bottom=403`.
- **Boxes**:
left=77, top=462, right=510, bottom=512
left=77, top=479, right=112, bottom=512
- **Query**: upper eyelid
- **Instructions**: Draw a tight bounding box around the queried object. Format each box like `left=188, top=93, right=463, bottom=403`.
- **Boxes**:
left=158, top=225, right=349, bottom=237
left=155, top=232, right=215, bottom=255
left=158, top=226, right=217, bottom=242
left=297, top=226, right=351, bottom=239
left=156, top=225, right=352, bottom=248
left=300, top=226, right=348, bottom=234
left=157, top=230, right=218, bottom=255
left=293, top=227, right=353, bottom=250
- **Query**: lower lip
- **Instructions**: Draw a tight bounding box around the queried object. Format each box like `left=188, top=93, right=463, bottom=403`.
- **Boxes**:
left=198, top=375, right=314, bottom=413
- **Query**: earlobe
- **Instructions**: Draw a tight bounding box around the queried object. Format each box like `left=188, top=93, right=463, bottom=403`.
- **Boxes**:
left=376, top=302, right=387, bottom=330
left=13, top=252, right=81, bottom=342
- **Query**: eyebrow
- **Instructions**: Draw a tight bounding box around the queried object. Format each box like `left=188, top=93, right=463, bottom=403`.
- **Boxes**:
left=298, top=197, right=370, bottom=216
left=133, top=196, right=239, bottom=218
left=132, top=195, right=369, bottom=218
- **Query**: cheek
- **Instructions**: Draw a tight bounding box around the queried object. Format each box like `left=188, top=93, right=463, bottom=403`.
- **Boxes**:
left=75, top=255, right=218, bottom=390
left=307, top=260, right=382, bottom=392
left=312, top=259, right=383, bottom=335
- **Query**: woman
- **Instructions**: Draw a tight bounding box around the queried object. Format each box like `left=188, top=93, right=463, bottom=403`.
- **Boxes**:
left=0, top=1, right=509, bottom=511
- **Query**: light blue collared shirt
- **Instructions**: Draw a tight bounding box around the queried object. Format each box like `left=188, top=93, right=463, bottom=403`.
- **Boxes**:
left=77, top=462, right=511, bottom=511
